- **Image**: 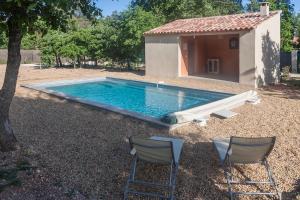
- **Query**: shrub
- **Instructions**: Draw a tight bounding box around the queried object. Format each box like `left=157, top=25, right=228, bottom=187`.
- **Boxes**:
left=282, top=66, right=291, bottom=80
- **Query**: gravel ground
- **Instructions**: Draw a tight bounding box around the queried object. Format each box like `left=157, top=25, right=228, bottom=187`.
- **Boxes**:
left=0, top=65, right=299, bottom=200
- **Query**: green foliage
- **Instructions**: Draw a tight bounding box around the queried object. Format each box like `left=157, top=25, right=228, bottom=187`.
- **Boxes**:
left=131, top=0, right=243, bottom=21
left=278, top=1, right=294, bottom=52
left=0, top=32, right=8, bottom=48
left=1, top=18, right=55, bottom=50
left=246, top=0, right=295, bottom=52
left=37, top=1, right=246, bottom=68
left=88, top=22, right=108, bottom=62
left=0, top=0, right=101, bottom=67
left=0, top=160, right=34, bottom=192
left=39, top=7, right=164, bottom=68
left=246, top=0, right=260, bottom=11
left=21, top=33, right=39, bottom=49
left=60, top=29, right=91, bottom=67
left=0, top=0, right=101, bottom=32
left=294, top=13, right=300, bottom=36
left=60, top=41, right=81, bottom=66
left=40, top=26, right=96, bottom=67
left=9, top=0, right=295, bottom=70
left=123, top=7, right=163, bottom=53
left=105, top=7, right=163, bottom=67
left=39, top=30, right=66, bottom=67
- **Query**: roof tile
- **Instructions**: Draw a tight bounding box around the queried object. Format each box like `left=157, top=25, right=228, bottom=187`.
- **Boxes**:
left=144, top=11, right=279, bottom=35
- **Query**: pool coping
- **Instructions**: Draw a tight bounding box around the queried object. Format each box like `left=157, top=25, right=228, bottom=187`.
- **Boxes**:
left=21, top=77, right=256, bottom=130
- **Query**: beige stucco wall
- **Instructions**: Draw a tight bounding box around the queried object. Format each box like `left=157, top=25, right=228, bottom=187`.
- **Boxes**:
left=239, top=12, right=281, bottom=87
left=145, top=35, right=180, bottom=78
left=254, top=12, right=281, bottom=87
left=239, top=30, right=256, bottom=86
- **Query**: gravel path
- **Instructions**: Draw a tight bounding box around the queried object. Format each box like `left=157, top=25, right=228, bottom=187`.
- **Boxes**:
left=0, top=65, right=299, bottom=199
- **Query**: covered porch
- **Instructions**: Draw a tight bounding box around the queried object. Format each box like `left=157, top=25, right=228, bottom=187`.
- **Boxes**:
left=180, top=34, right=240, bottom=82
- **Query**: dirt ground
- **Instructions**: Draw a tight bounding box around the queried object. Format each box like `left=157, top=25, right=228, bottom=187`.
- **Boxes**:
left=0, top=65, right=299, bottom=200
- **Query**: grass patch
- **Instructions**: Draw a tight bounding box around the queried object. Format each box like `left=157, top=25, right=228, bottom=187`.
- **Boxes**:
left=0, top=160, right=36, bottom=192
left=282, top=77, right=300, bottom=88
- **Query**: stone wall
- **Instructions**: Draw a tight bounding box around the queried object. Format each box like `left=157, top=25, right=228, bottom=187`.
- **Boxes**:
left=0, top=49, right=41, bottom=64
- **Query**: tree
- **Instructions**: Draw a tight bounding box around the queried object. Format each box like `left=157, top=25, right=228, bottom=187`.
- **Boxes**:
left=67, top=29, right=92, bottom=67
left=246, top=0, right=260, bottom=11
left=21, top=33, right=39, bottom=49
left=88, top=24, right=106, bottom=66
left=40, top=30, right=66, bottom=67
left=100, top=12, right=128, bottom=66
left=293, top=13, right=300, bottom=49
left=246, top=0, right=295, bottom=52
left=21, top=19, right=50, bottom=50
left=278, top=0, right=294, bottom=52
left=0, top=0, right=100, bottom=151
left=96, top=8, right=162, bottom=68
left=130, top=0, right=243, bottom=21
left=121, top=7, right=163, bottom=68
left=60, top=39, right=82, bottom=68
left=0, top=32, right=8, bottom=49
left=294, top=13, right=300, bottom=35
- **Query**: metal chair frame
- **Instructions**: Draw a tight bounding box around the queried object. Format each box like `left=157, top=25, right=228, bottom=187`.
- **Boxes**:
left=220, top=136, right=282, bottom=200
left=124, top=137, right=179, bottom=200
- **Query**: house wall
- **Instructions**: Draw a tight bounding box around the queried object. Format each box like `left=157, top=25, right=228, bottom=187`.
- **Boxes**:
left=254, top=12, right=281, bottom=87
left=201, top=35, right=239, bottom=77
left=180, top=35, right=239, bottom=79
left=195, top=37, right=206, bottom=74
left=145, top=35, right=180, bottom=78
left=180, top=37, right=189, bottom=76
left=239, top=12, right=281, bottom=87
left=239, top=30, right=256, bottom=86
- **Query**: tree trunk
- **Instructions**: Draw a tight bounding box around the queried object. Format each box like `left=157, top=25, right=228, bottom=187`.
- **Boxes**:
left=58, top=56, right=63, bottom=68
left=77, top=57, right=81, bottom=68
left=127, top=59, right=131, bottom=70
left=55, top=54, right=59, bottom=68
left=0, top=19, right=22, bottom=151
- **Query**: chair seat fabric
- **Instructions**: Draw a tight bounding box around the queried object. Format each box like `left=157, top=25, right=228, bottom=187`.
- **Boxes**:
left=150, top=136, right=184, bottom=165
left=213, top=137, right=230, bottom=163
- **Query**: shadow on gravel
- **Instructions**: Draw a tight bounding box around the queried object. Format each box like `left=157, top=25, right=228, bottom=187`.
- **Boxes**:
left=260, top=84, right=300, bottom=100
left=177, top=140, right=227, bottom=199
left=282, top=179, right=300, bottom=200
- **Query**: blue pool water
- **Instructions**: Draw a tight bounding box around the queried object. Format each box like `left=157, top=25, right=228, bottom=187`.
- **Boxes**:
left=46, top=78, right=232, bottom=119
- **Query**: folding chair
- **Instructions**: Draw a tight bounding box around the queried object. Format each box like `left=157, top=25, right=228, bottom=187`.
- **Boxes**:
left=213, top=136, right=281, bottom=200
left=124, top=136, right=184, bottom=200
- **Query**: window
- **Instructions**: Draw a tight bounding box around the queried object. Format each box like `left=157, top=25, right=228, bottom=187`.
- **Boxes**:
left=229, top=38, right=239, bottom=49
left=207, top=59, right=219, bottom=74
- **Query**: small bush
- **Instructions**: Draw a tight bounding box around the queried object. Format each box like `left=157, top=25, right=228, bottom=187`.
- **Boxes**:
left=282, top=66, right=291, bottom=80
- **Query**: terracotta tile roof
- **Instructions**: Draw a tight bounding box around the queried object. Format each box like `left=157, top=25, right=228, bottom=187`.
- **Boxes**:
left=144, top=11, right=279, bottom=35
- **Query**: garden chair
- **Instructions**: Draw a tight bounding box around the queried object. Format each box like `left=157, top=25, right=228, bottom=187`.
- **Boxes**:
left=124, top=136, right=184, bottom=200
left=213, top=136, right=281, bottom=200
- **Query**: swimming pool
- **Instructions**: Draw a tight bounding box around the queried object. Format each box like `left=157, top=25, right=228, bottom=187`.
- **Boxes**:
left=24, top=77, right=252, bottom=127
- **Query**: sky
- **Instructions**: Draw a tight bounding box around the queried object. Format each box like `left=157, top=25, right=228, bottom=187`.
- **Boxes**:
left=97, top=0, right=300, bottom=16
